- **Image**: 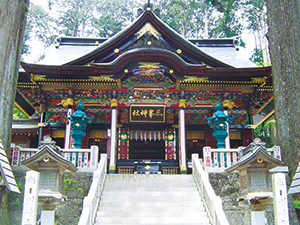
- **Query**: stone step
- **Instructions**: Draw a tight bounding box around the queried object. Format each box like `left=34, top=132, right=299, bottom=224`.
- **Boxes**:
left=97, top=211, right=208, bottom=218
left=95, top=216, right=210, bottom=224
left=101, top=191, right=200, bottom=197
left=103, top=184, right=197, bottom=192
left=95, top=175, right=211, bottom=225
left=98, top=200, right=205, bottom=208
left=105, top=174, right=194, bottom=181
left=95, top=223, right=210, bottom=225
left=100, top=195, right=201, bottom=202
left=97, top=206, right=206, bottom=212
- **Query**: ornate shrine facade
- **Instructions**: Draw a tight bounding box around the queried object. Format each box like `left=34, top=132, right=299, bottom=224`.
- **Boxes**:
left=16, top=8, right=273, bottom=174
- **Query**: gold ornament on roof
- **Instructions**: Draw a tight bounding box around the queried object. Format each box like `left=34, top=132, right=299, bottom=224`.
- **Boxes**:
left=221, top=100, right=238, bottom=109
left=251, top=77, right=266, bottom=83
left=135, top=23, right=161, bottom=40
left=31, top=74, right=46, bottom=81
left=138, top=62, right=160, bottom=69
left=183, top=76, right=209, bottom=83
left=89, top=75, right=114, bottom=81
left=57, top=98, right=74, bottom=107
left=179, top=99, right=186, bottom=108
left=111, top=99, right=118, bottom=107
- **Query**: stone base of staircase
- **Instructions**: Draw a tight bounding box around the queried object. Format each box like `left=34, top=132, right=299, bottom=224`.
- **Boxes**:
left=94, top=174, right=210, bottom=225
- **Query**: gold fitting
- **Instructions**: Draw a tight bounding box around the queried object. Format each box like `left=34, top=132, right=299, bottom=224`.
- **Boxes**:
left=124, top=69, right=128, bottom=73
left=169, top=69, right=174, bottom=74
left=114, top=48, right=119, bottom=53
left=147, top=41, right=152, bottom=45
left=180, top=166, right=187, bottom=171
left=146, top=7, right=151, bottom=11
left=176, top=49, right=182, bottom=54
left=38, top=123, right=45, bottom=127
left=179, top=99, right=186, bottom=108
left=109, top=165, right=116, bottom=171
left=111, top=99, right=118, bottom=107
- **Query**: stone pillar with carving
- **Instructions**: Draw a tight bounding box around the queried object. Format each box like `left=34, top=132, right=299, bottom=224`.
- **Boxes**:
left=109, top=99, right=118, bottom=173
left=178, top=99, right=187, bottom=173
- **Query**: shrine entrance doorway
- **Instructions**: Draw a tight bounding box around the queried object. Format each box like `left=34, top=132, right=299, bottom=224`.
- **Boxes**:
left=116, top=128, right=178, bottom=174
left=129, top=140, right=165, bottom=160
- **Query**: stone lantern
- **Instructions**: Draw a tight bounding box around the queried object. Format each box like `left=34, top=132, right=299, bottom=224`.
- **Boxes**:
left=226, top=138, right=283, bottom=210
left=66, top=100, right=93, bottom=148
left=22, top=136, right=77, bottom=225
left=205, top=101, right=232, bottom=148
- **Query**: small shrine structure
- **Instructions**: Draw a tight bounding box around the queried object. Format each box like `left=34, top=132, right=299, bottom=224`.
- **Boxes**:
left=226, top=138, right=283, bottom=209
left=21, top=136, right=77, bottom=225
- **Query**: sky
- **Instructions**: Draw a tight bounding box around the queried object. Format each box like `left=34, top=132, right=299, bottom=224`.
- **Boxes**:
left=27, top=0, right=256, bottom=63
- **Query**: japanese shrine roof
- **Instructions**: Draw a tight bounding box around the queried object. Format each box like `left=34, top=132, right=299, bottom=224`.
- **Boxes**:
left=23, top=9, right=256, bottom=69
left=226, top=141, right=283, bottom=173
left=22, top=142, right=77, bottom=172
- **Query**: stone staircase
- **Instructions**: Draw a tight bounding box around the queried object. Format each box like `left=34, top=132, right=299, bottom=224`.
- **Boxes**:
left=94, top=174, right=211, bottom=225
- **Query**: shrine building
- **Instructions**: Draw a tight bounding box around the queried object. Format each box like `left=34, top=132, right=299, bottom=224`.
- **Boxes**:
left=15, top=7, right=273, bottom=174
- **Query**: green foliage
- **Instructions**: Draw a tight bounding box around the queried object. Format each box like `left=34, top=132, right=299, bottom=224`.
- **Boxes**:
left=91, top=0, right=140, bottom=38
left=208, top=0, right=243, bottom=39
left=13, top=107, right=27, bottom=119
left=154, top=0, right=216, bottom=38
left=77, top=188, right=84, bottom=195
left=294, top=200, right=300, bottom=209
left=64, top=178, right=76, bottom=186
left=250, top=48, right=271, bottom=66
left=9, top=199, right=20, bottom=207
left=17, top=182, right=24, bottom=191
left=23, top=3, right=57, bottom=61
left=254, top=117, right=276, bottom=148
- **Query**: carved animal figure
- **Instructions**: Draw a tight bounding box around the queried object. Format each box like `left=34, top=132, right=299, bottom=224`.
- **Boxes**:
left=57, top=98, right=74, bottom=107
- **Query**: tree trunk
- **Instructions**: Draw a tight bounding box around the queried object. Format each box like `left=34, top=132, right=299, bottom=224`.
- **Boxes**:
left=0, top=1, right=28, bottom=224
left=266, top=0, right=300, bottom=177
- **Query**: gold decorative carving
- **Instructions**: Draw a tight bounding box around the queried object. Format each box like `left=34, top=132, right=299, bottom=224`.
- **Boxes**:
left=31, top=74, right=46, bottom=81
left=135, top=23, right=161, bottom=40
left=257, top=157, right=264, bottom=164
left=138, top=62, right=160, bottom=69
left=89, top=75, right=114, bottom=81
left=251, top=77, right=266, bottom=83
left=57, top=98, right=74, bottom=107
left=178, top=99, right=186, bottom=108
left=111, top=99, right=118, bottom=107
left=222, top=100, right=238, bottom=109
left=183, top=76, right=209, bottom=82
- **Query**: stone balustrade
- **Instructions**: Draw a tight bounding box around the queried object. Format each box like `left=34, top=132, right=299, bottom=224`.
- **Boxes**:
left=203, top=145, right=281, bottom=173
left=192, top=153, right=229, bottom=225
left=78, top=154, right=107, bottom=225
left=10, top=145, right=99, bottom=172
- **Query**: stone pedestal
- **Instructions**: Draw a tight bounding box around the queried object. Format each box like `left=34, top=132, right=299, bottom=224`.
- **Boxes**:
left=41, top=210, right=55, bottom=225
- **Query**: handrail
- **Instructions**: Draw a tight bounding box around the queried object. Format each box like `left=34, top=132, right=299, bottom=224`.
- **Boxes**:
left=11, top=146, right=99, bottom=171
left=192, top=153, right=229, bottom=225
left=78, top=154, right=107, bottom=225
left=203, top=145, right=281, bottom=173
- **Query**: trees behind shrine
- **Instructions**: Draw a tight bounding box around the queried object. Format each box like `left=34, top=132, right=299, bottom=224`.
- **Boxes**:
left=25, top=0, right=268, bottom=65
